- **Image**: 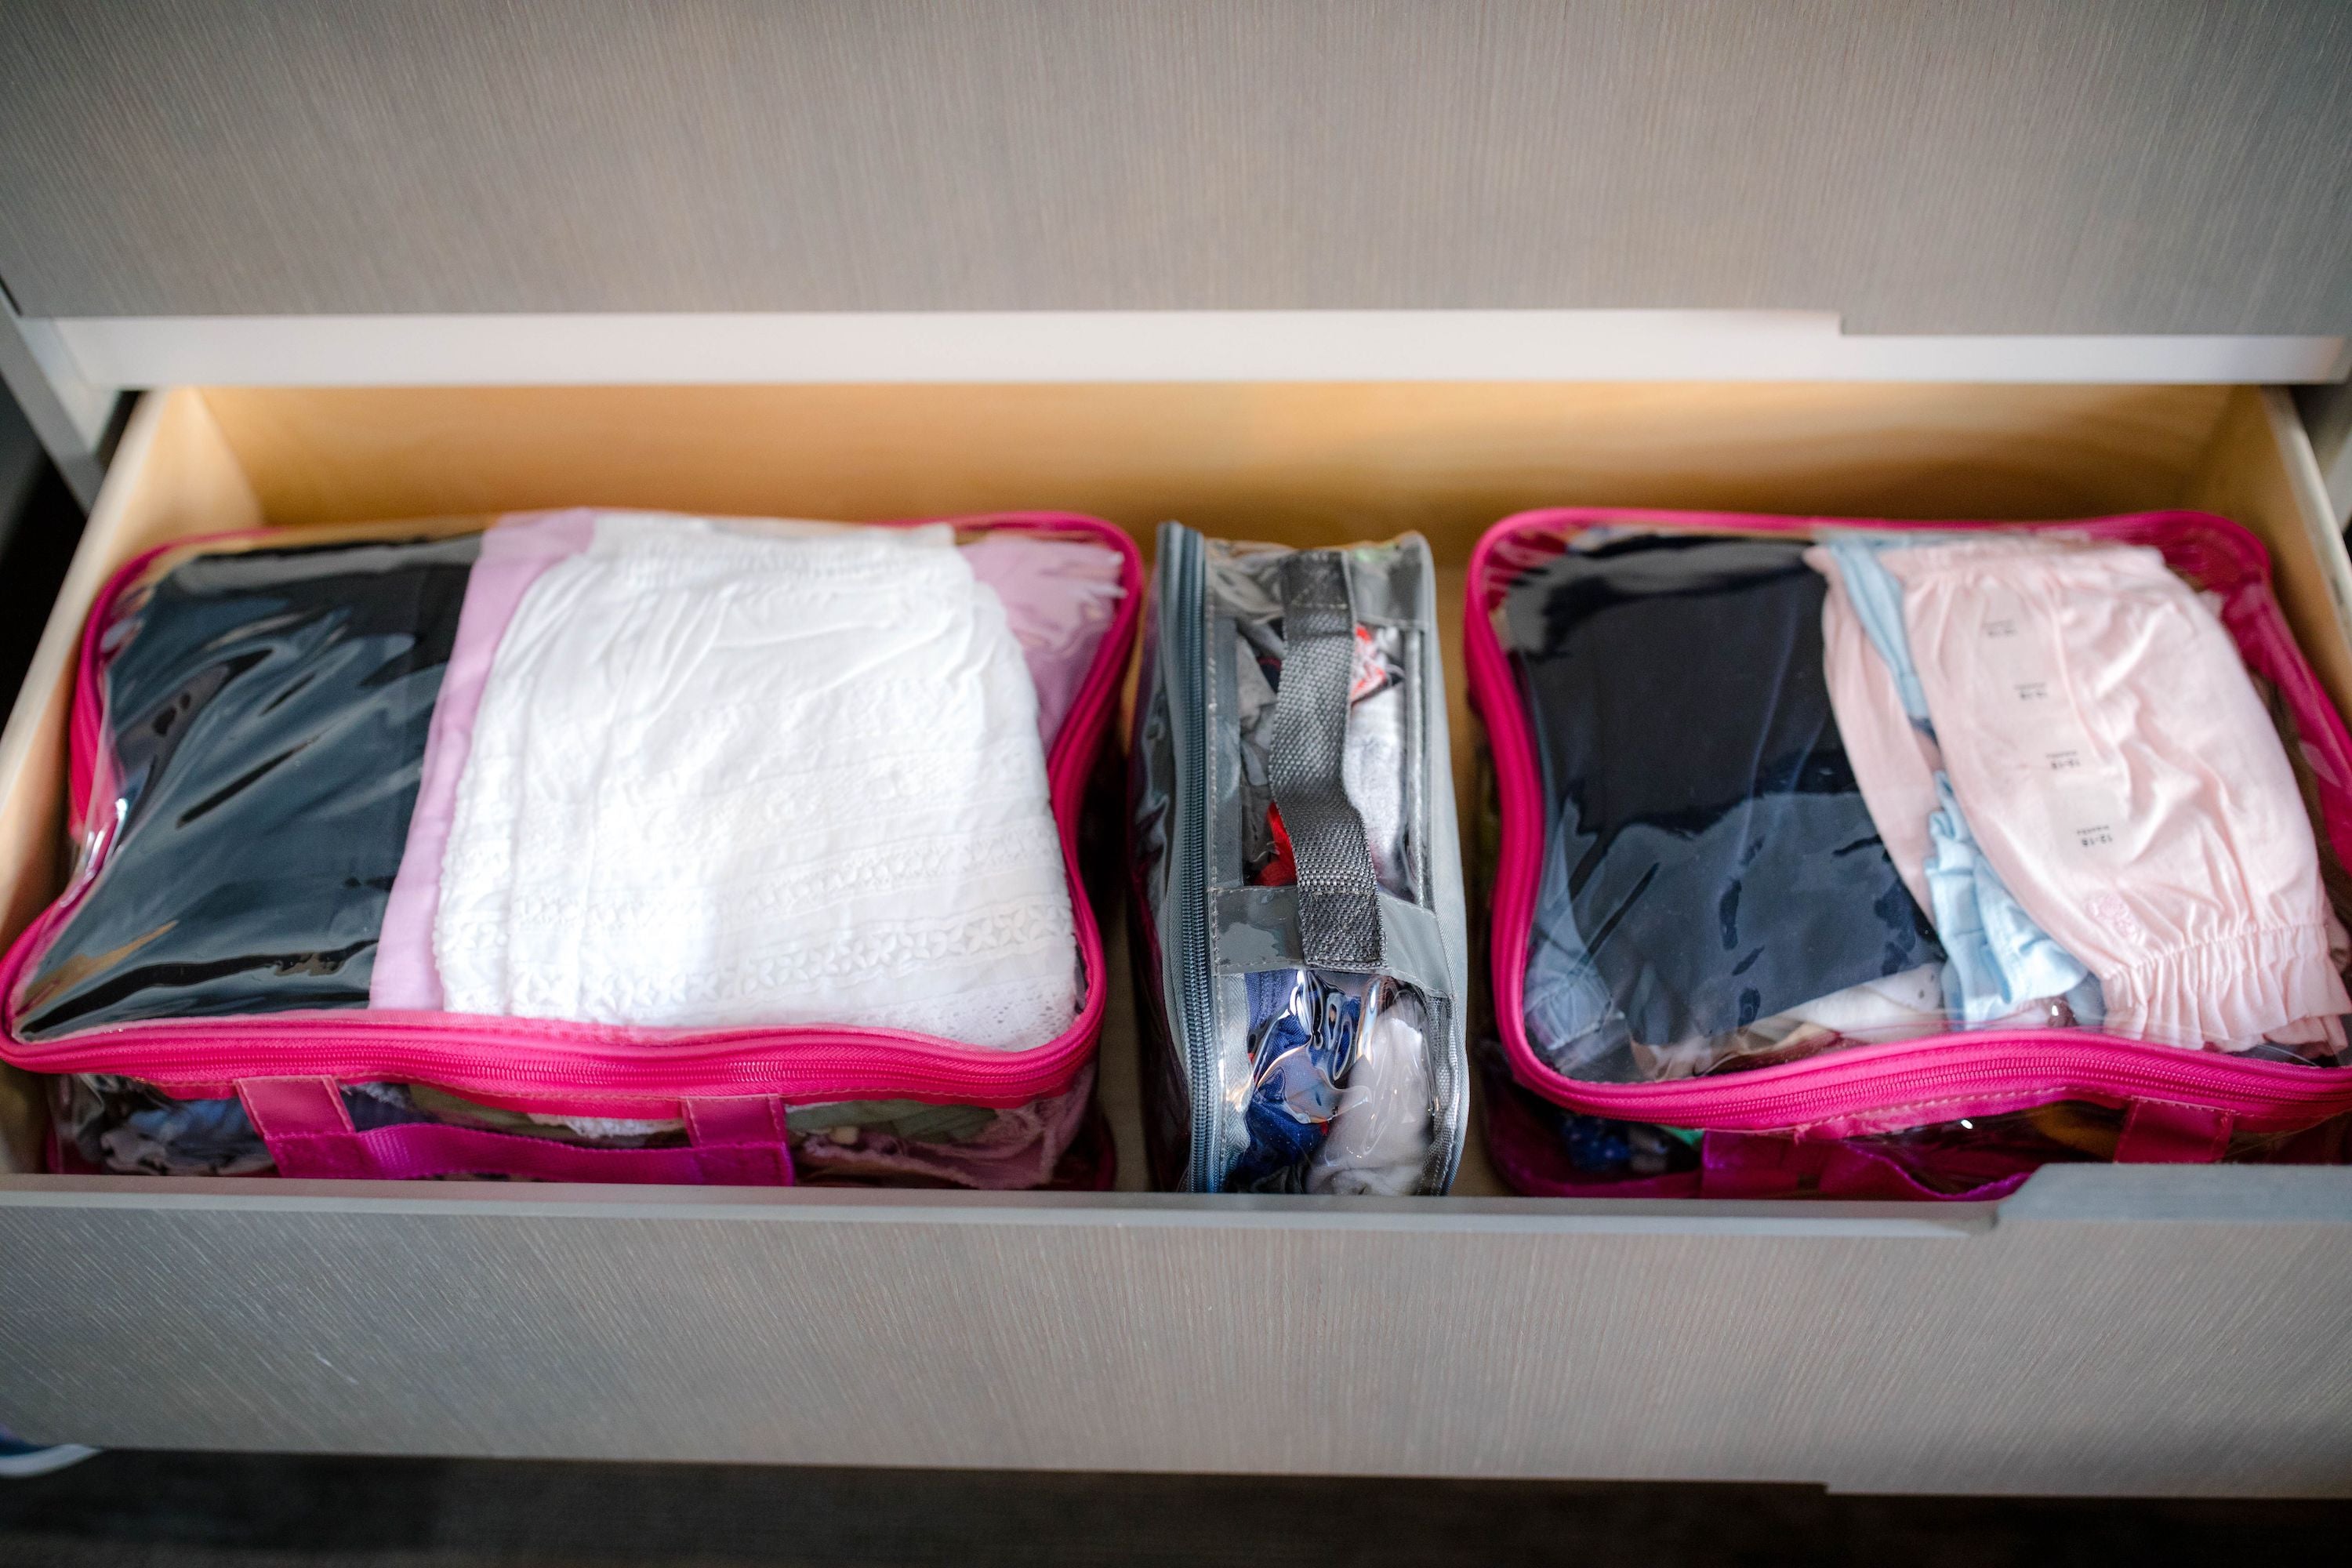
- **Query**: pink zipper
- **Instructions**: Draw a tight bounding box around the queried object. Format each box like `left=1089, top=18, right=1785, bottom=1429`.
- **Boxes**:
left=3, top=1015, right=1096, bottom=1116
left=1466, top=506, right=2352, bottom=1136
left=3, top=511, right=1143, bottom=1115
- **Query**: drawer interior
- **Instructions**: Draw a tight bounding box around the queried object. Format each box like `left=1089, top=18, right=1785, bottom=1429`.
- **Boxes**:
left=1, top=380, right=2343, bottom=1191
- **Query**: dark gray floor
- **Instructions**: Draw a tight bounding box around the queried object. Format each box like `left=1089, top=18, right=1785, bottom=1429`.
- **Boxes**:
left=0, top=418, right=81, bottom=679
left=0, top=1450, right=2347, bottom=1568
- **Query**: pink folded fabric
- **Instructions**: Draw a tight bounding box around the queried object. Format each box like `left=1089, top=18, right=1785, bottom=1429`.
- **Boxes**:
left=371, top=510, right=597, bottom=1011
left=371, top=514, right=1126, bottom=1013
left=960, top=530, right=1127, bottom=746
left=1882, top=536, right=2350, bottom=1049
left=789, top=1064, right=1098, bottom=1188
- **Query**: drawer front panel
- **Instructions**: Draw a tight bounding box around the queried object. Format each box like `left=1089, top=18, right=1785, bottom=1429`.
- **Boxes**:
left=0, top=1170, right=2348, bottom=1494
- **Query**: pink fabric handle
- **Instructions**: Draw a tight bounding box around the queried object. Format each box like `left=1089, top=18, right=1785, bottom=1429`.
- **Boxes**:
left=2114, top=1100, right=2234, bottom=1163
left=1478, top=1071, right=2031, bottom=1200
left=238, top=1078, right=795, bottom=1185
left=1697, top=1132, right=2034, bottom=1202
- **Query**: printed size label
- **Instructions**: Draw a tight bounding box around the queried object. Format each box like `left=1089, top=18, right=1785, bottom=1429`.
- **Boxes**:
left=2051, top=781, right=2131, bottom=862
left=1976, top=585, right=2054, bottom=699
left=1965, top=581, right=2136, bottom=866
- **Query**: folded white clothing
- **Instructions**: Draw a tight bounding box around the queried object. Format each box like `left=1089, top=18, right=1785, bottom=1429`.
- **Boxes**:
left=434, top=514, right=1080, bottom=1047
left=1632, top=964, right=1947, bottom=1079
left=1308, top=985, right=1432, bottom=1196
left=1779, top=963, right=1948, bottom=1037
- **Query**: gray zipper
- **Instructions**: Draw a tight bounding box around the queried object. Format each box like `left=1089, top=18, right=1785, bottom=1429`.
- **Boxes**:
left=1159, top=524, right=1223, bottom=1192
left=1413, top=554, right=1469, bottom=1193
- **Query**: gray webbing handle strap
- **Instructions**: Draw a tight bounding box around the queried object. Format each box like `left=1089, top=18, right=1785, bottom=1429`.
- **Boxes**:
left=1269, top=550, right=1385, bottom=971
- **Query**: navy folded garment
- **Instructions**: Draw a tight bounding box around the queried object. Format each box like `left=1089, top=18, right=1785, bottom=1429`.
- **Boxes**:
left=1501, top=534, right=1940, bottom=1069
left=14, top=536, right=480, bottom=1037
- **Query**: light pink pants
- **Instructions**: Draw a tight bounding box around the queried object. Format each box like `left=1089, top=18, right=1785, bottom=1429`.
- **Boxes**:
left=1882, top=537, right=2348, bottom=1050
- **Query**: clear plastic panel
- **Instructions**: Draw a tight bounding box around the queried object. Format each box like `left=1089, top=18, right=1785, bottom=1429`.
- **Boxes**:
left=1486, top=518, right=2352, bottom=1083
left=1479, top=1052, right=2352, bottom=1200
left=50, top=1073, right=1106, bottom=1189
left=1227, top=969, right=1433, bottom=1194
left=15, top=535, right=481, bottom=1036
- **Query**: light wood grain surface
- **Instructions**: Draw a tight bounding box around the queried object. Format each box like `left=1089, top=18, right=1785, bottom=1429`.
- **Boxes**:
left=2, top=3, right=2348, bottom=332
left=196, top=381, right=2238, bottom=548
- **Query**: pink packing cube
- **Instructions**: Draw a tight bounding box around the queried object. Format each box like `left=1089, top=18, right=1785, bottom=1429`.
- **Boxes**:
left=1466, top=506, right=2352, bottom=1197
left=1, top=510, right=1141, bottom=1188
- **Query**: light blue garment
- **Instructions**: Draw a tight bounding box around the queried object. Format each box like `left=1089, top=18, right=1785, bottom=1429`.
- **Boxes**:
left=1821, top=535, right=1933, bottom=724
left=1823, top=535, right=2103, bottom=1026
left=2063, top=973, right=2107, bottom=1030
left=1924, top=775, right=2092, bottom=1025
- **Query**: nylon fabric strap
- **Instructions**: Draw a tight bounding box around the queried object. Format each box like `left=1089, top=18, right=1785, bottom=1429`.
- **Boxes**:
left=1269, top=549, right=1384, bottom=971
left=2114, top=1099, right=2234, bottom=1163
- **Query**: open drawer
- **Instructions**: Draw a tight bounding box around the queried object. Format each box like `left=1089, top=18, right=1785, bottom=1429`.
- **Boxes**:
left=2, top=381, right=2349, bottom=1495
